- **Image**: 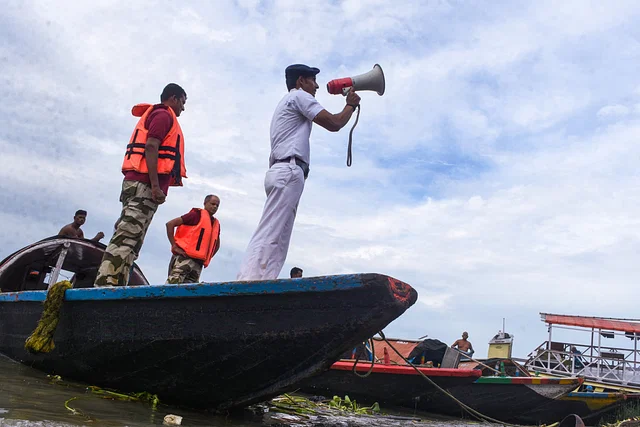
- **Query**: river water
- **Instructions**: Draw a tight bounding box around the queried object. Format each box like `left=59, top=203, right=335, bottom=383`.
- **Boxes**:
left=0, top=355, right=496, bottom=427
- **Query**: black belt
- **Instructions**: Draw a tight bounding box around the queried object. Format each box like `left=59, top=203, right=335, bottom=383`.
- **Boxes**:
left=274, top=156, right=309, bottom=179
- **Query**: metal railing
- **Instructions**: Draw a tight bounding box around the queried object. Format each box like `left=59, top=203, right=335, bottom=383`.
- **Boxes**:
left=525, top=341, right=640, bottom=389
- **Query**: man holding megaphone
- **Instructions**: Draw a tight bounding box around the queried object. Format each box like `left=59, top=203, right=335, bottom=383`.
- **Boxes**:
left=237, top=64, right=360, bottom=281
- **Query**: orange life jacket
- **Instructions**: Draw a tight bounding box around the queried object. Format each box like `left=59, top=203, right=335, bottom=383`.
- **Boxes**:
left=121, top=103, right=187, bottom=186
left=174, top=209, right=220, bottom=268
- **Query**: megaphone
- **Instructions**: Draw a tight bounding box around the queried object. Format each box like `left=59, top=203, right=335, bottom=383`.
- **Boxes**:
left=327, top=64, right=385, bottom=96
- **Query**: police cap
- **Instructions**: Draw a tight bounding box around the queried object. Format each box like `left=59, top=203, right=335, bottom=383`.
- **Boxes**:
left=285, top=64, right=320, bottom=80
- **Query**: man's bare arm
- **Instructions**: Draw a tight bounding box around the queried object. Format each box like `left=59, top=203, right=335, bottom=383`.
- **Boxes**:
left=213, top=237, right=220, bottom=257
left=313, top=90, right=361, bottom=132
left=313, top=107, right=356, bottom=132
left=90, top=232, right=105, bottom=242
left=145, top=137, right=166, bottom=204
left=166, top=217, right=186, bottom=256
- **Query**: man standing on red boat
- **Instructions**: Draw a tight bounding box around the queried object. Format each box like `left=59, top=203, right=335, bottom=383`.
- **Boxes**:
left=452, top=331, right=474, bottom=355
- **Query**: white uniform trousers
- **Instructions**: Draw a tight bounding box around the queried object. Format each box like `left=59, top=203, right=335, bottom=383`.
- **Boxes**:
left=237, top=159, right=305, bottom=280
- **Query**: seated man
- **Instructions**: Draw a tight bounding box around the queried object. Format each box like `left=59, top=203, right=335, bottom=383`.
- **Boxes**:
left=58, top=210, right=105, bottom=242
left=452, top=331, right=474, bottom=356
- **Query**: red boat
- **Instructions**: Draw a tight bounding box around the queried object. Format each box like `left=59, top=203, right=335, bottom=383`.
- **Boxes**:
left=301, top=337, right=586, bottom=425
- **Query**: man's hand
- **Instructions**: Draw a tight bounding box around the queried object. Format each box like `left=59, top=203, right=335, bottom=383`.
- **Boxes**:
left=90, top=231, right=105, bottom=242
left=346, top=91, right=361, bottom=107
left=151, top=186, right=166, bottom=204
left=172, top=244, right=187, bottom=257
left=314, top=91, right=362, bottom=132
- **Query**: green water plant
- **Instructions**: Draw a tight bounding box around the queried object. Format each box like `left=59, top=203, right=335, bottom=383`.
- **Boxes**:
left=88, top=386, right=160, bottom=410
left=268, top=393, right=380, bottom=417
left=328, top=395, right=380, bottom=415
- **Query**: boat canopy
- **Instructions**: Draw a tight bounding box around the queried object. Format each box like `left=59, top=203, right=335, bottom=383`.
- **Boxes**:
left=541, top=313, right=640, bottom=335
left=0, top=236, right=149, bottom=292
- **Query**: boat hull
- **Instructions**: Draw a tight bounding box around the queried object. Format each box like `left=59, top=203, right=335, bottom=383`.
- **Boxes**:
left=301, top=361, right=482, bottom=409
left=0, top=273, right=417, bottom=411
left=421, top=376, right=583, bottom=424
left=521, top=392, right=640, bottom=425
left=303, top=361, right=594, bottom=425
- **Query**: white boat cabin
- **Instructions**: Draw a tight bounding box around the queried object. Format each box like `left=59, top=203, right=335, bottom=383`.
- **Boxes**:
left=525, top=313, right=640, bottom=391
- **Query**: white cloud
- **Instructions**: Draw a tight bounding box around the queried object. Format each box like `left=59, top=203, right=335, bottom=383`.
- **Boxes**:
left=597, top=104, right=631, bottom=118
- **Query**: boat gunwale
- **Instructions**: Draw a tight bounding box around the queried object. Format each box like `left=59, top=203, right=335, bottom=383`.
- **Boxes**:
left=330, top=360, right=483, bottom=377
left=0, top=273, right=398, bottom=302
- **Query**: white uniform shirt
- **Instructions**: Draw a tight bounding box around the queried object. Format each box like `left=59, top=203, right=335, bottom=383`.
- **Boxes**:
left=269, top=88, right=324, bottom=167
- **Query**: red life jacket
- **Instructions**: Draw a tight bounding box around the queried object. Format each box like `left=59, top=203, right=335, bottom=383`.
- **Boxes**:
left=121, top=103, right=187, bottom=186
left=174, top=209, right=220, bottom=268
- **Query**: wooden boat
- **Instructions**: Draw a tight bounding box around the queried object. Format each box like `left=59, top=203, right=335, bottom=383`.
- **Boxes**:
left=420, top=375, right=585, bottom=424
left=457, top=359, right=640, bottom=424
left=301, top=358, right=582, bottom=424
left=300, top=360, right=483, bottom=408
left=0, top=237, right=418, bottom=411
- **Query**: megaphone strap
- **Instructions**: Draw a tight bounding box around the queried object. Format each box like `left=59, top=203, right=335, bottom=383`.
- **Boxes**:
left=346, top=105, right=361, bottom=167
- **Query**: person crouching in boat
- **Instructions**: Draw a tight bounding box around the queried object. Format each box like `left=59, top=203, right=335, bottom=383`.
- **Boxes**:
left=94, top=83, right=188, bottom=287
left=165, top=195, right=221, bottom=284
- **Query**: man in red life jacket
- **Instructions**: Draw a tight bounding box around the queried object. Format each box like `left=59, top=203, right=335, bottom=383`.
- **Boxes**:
left=165, top=195, right=221, bottom=284
left=94, top=83, right=188, bottom=287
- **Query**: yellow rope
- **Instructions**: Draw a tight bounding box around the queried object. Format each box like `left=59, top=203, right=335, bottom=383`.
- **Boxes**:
left=25, top=280, right=72, bottom=354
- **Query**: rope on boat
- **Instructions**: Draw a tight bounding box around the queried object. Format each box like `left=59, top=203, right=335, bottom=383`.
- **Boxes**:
left=377, top=330, right=522, bottom=426
left=25, top=280, right=73, bottom=354
left=449, top=347, right=502, bottom=375
left=351, top=338, right=376, bottom=378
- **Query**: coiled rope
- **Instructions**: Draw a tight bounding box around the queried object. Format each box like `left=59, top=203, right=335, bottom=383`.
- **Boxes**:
left=351, top=337, right=376, bottom=378
left=25, top=280, right=72, bottom=354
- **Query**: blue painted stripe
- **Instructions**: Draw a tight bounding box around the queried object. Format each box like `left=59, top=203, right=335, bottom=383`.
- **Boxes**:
left=0, top=274, right=367, bottom=302
left=566, top=392, right=616, bottom=398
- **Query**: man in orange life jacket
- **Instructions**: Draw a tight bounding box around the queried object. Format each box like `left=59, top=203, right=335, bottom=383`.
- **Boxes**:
left=94, top=83, right=188, bottom=287
left=165, top=195, right=221, bottom=284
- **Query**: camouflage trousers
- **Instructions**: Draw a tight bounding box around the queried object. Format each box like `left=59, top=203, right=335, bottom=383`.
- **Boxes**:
left=94, top=180, right=159, bottom=287
left=166, top=254, right=203, bottom=284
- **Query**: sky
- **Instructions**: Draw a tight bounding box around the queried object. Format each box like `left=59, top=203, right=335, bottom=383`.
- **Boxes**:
left=3, top=0, right=640, bottom=358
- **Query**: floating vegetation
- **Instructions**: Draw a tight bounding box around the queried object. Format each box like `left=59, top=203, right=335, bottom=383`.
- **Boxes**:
left=264, top=394, right=423, bottom=427
left=599, top=400, right=640, bottom=426
left=600, top=417, right=640, bottom=427
left=47, top=373, right=161, bottom=422
left=47, top=374, right=62, bottom=383
left=87, top=386, right=160, bottom=410
left=328, top=395, right=380, bottom=415
left=269, top=394, right=380, bottom=418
